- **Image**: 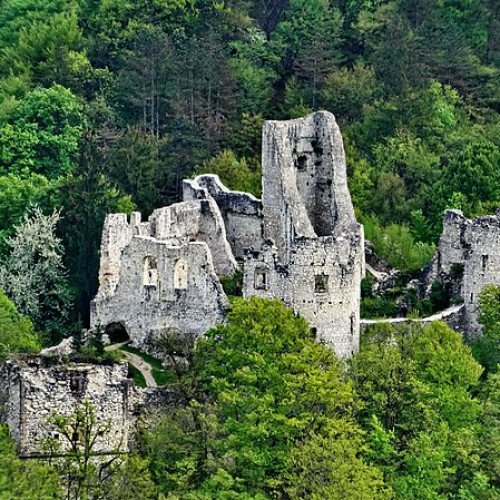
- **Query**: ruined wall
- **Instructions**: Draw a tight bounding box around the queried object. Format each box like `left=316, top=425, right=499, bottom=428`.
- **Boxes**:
left=244, top=235, right=363, bottom=357
left=92, top=237, right=228, bottom=352
left=261, top=111, right=357, bottom=259
left=0, top=358, right=130, bottom=457
left=244, top=111, right=364, bottom=358
left=148, top=199, right=238, bottom=277
left=426, top=209, right=500, bottom=335
left=183, top=175, right=263, bottom=259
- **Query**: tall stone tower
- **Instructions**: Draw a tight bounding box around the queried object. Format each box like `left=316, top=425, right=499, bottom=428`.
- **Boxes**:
left=243, top=111, right=364, bottom=357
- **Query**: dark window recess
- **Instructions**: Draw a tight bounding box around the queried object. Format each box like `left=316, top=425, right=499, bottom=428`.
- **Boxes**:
left=482, top=255, right=489, bottom=272
left=69, top=373, right=86, bottom=394
left=470, top=293, right=474, bottom=303
left=350, top=315, right=355, bottom=336
left=295, top=155, right=308, bottom=170
left=201, top=200, right=210, bottom=215
left=311, top=139, right=323, bottom=155
left=255, top=270, right=267, bottom=290
left=315, top=275, right=328, bottom=293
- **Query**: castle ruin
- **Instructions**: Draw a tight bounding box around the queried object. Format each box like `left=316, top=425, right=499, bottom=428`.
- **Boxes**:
left=91, top=111, right=364, bottom=358
left=425, top=208, right=500, bottom=335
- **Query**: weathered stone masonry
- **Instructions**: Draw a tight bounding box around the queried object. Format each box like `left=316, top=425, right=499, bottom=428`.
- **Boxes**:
left=243, top=112, right=364, bottom=357
left=0, top=357, right=130, bottom=457
left=91, top=111, right=365, bottom=358
left=425, top=209, right=500, bottom=336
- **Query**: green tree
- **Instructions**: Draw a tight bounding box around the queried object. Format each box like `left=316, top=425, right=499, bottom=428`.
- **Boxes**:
left=476, top=371, right=500, bottom=491
left=350, top=321, right=484, bottom=498
left=45, top=400, right=156, bottom=500
left=0, top=424, right=61, bottom=499
left=57, top=132, right=134, bottom=326
left=322, top=62, right=381, bottom=124
left=196, top=149, right=262, bottom=197
left=0, top=208, right=73, bottom=343
left=0, top=173, right=55, bottom=253
left=273, top=0, right=344, bottom=108
left=0, top=85, right=84, bottom=178
left=143, top=298, right=388, bottom=498
left=0, top=289, right=40, bottom=360
left=473, top=284, right=500, bottom=373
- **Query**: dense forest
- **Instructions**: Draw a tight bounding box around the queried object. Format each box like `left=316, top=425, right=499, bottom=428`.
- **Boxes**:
left=0, top=0, right=500, bottom=498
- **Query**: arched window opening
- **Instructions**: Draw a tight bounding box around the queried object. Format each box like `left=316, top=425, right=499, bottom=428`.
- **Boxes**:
left=174, top=258, right=188, bottom=290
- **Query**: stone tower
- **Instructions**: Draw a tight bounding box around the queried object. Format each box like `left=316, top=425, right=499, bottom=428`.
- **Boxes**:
left=243, top=111, right=364, bottom=357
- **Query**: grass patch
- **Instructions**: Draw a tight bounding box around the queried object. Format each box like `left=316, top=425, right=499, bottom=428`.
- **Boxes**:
left=152, top=368, right=176, bottom=386
left=122, top=345, right=175, bottom=387
left=128, top=363, right=146, bottom=388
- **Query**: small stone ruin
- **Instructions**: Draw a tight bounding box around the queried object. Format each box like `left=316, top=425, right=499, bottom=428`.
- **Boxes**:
left=424, top=208, right=500, bottom=336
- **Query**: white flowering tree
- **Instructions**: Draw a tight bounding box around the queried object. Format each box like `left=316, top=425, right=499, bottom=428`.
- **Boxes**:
left=0, top=207, right=73, bottom=343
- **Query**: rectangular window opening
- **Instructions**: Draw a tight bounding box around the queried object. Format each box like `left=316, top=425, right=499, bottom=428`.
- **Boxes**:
left=315, top=275, right=328, bottom=294
left=482, top=255, right=489, bottom=272
left=255, top=270, right=267, bottom=290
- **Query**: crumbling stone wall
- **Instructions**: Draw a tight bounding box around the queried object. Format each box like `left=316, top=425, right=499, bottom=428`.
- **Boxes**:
left=183, top=175, right=263, bottom=259
left=244, top=111, right=364, bottom=357
left=92, top=197, right=234, bottom=351
left=92, top=236, right=228, bottom=352
left=425, top=209, right=500, bottom=335
left=0, top=357, right=130, bottom=457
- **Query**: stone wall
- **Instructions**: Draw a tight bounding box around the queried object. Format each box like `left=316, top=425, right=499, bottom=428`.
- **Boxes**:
left=425, top=209, right=500, bottom=335
left=183, top=175, right=263, bottom=259
left=92, top=237, right=228, bottom=352
left=0, top=357, right=130, bottom=457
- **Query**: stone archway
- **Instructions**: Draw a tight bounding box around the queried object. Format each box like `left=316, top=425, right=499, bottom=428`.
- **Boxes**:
left=105, top=322, right=130, bottom=344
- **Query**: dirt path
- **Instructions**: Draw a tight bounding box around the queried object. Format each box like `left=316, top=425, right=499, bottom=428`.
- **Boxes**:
left=121, top=351, right=157, bottom=388
left=361, top=303, right=464, bottom=325
left=106, top=343, right=157, bottom=388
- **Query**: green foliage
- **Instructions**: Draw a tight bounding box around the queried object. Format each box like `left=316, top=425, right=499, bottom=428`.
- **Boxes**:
left=45, top=400, right=156, bottom=499
left=361, top=296, right=400, bottom=319
left=219, top=269, right=243, bottom=297
left=0, top=208, right=73, bottom=344
left=363, top=215, right=435, bottom=272
left=0, top=289, right=40, bottom=360
left=351, top=321, right=484, bottom=498
left=128, top=363, right=147, bottom=388
left=56, top=133, right=134, bottom=325
left=121, top=345, right=174, bottom=386
left=0, top=424, right=61, bottom=499
left=473, top=284, right=500, bottom=373
left=196, top=150, right=262, bottom=198
left=0, top=85, right=84, bottom=178
left=322, top=62, right=381, bottom=124
left=0, top=173, right=55, bottom=253
left=142, top=298, right=387, bottom=497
